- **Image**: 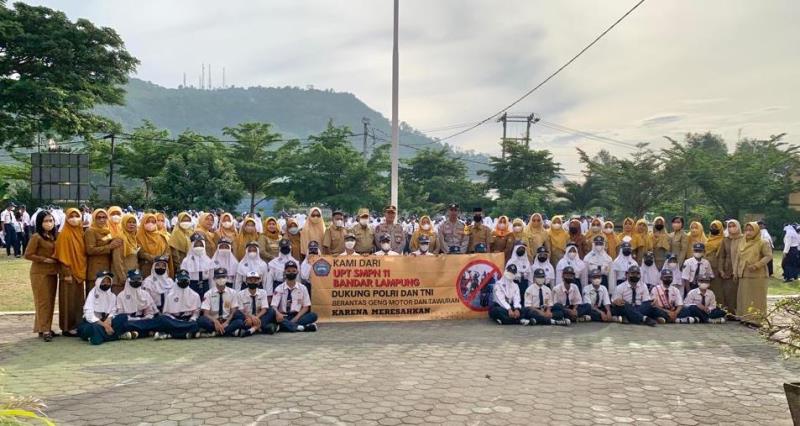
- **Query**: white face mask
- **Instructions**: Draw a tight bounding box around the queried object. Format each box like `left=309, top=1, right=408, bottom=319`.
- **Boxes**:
left=504, top=272, right=516, bottom=281
left=42, top=221, right=55, bottom=231
left=552, top=223, right=562, bottom=230
left=110, top=215, right=122, bottom=224
left=568, top=252, right=578, bottom=260
left=345, top=240, right=356, bottom=250
left=591, top=278, right=602, bottom=286
left=288, top=227, right=299, bottom=235
left=247, top=251, right=258, bottom=259
left=214, top=278, right=227, bottom=288
left=144, top=223, right=157, bottom=232
left=192, top=246, right=205, bottom=256
left=668, top=262, right=678, bottom=269
left=590, top=225, right=601, bottom=233
left=68, top=217, right=81, bottom=226
left=419, top=244, right=429, bottom=252
left=221, top=221, right=233, bottom=229
left=334, top=219, right=344, bottom=228
left=179, top=222, right=193, bottom=230
left=513, top=225, right=523, bottom=233
left=593, top=245, right=604, bottom=253
left=359, top=218, right=369, bottom=226
left=603, top=228, right=613, bottom=234
left=421, top=223, right=431, bottom=231
left=693, top=253, right=703, bottom=259
left=218, top=248, right=231, bottom=256
left=699, top=282, right=710, bottom=290
left=381, top=243, right=391, bottom=252
left=496, top=223, right=506, bottom=230
left=534, top=277, right=545, bottom=285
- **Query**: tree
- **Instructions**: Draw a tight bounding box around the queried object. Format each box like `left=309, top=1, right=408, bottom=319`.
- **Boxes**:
left=0, top=2, right=139, bottom=148
left=223, top=122, right=286, bottom=213
left=480, top=140, right=561, bottom=199
left=114, top=121, right=175, bottom=203
left=555, top=177, right=608, bottom=215
left=491, top=189, right=548, bottom=219
left=150, top=131, right=243, bottom=211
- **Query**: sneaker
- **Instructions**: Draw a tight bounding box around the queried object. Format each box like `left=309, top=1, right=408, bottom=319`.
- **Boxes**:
left=656, top=317, right=667, bottom=324
left=551, top=319, right=571, bottom=326
left=676, top=317, right=696, bottom=324
left=693, top=317, right=701, bottom=324
left=119, top=331, right=138, bottom=340
left=296, top=325, right=305, bottom=332
left=233, top=329, right=241, bottom=337
left=153, top=332, right=171, bottom=340
left=495, top=319, right=503, bottom=325
left=519, top=319, right=531, bottom=326
left=612, top=316, right=623, bottom=323
left=643, top=317, right=657, bottom=327
left=238, top=329, right=253, bottom=338
left=710, top=318, right=726, bottom=324
left=304, top=323, right=318, bottom=332
left=578, top=315, right=592, bottom=323
left=264, top=323, right=277, bottom=335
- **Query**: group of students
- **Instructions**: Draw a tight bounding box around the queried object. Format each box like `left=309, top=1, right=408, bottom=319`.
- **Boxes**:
left=21, top=202, right=778, bottom=342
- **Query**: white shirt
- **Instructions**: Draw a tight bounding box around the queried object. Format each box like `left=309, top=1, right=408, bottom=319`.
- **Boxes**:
left=582, top=285, right=611, bottom=308
left=271, top=282, right=311, bottom=314
left=640, top=263, right=661, bottom=289
left=143, top=272, right=175, bottom=309
left=761, top=229, right=774, bottom=249
left=555, top=252, right=588, bottom=287
left=492, top=279, right=521, bottom=310
left=116, top=284, right=158, bottom=319
left=20, top=211, right=30, bottom=226
left=83, top=287, right=117, bottom=323
left=375, top=250, right=400, bottom=256
left=237, top=288, right=270, bottom=316
left=531, top=259, right=555, bottom=287
left=181, top=250, right=215, bottom=282
left=201, top=286, right=240, bottom=320
left=163, top=286, right=201, bottom=320
left=524, top=283, right=553, bottom=309
left=300, top=255, right=317, bottom=281
left=650, top=285, right=684, bottom=310
left=612, top=281, right=651, bottom=306
left=784, top=225, right=800, bottom=253
left=411, top=250, right=435, bottom=256
left=583, top=248, right=612, bottom=276
left=236, top=253, right=270, bottom=291
left=266, top=254, right=300, bottom=288
left=1, top=209, right=16, bottom=225
left=684, top=288, right=718, bottom=310
left=681, top=257, right=714, bottom=284
left=552, top=283, right=582, bottom=306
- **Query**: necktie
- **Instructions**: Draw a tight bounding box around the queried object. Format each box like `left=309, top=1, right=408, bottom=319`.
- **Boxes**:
left=595, top=290, right=600, bottom=307
left=631, top=286, right=637, bottom=305
left=251, top=295, right=257, bottom=315
left=701, top=292, right=706, bottom=306
left=564, top=290, right=570, bottom=307
left=538, top=287, right=544, bottom=307
left=217, top=292, right=224, bottom=318
left=160, top=293, right=165, bottom=311
left=286, top=288, right=294, bottom=314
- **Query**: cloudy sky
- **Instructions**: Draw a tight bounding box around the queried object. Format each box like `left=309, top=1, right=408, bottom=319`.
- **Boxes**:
left=23, top=0, right=800, bottom=175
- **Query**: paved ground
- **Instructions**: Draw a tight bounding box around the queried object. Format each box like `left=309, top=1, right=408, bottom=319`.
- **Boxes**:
left=0, top=314, right=798, bottom=426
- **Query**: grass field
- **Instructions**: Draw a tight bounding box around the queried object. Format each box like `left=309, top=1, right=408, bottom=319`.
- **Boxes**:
left=0, top=251, right=796, bottom=311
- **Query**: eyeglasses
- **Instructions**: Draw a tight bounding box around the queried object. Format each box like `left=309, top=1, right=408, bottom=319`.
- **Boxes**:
left=311, top=214, right=321, bottom=218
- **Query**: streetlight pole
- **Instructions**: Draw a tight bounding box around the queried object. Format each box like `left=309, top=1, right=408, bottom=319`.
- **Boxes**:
left=390, top=0, right=399, bottom=210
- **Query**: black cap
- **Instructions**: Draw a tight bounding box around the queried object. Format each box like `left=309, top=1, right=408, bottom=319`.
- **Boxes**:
left=418, top=235, right=430, bottom=244
left=473, top=207, right=482, bottom=213
left=190, top=233, right=205, bottom=243
left=448, top=203, right=459, bottom=210
left=693, top=243, right=705, bottom=252
left=698, top=273, right=712, bottom=282
left=506, top=264, right=518, bottom=274
left=345, top=232, right=356, bottom=241
left=154, top=255, right=169, bottom=264
left=661, top=269, right=673, bottom=277
left=176, top=269, right=190, bottom=282
left=627, top=265, right=641, bottom=274
left=621, top=241, right=632, bottom=249
left=217, top=237, right=232, bottom=246
left=284, top=260, right=298, bottom=269
left=279, top=238, right=291, bottom=248
left=96, top=270, right=114, bottom=279
left=127, top=269, right=143, bottom=281
left=213, top=267, right=227, bottom=278
left=562, top=266, right=575, bottom=276
left=533, top=268, right=546, bottom=278
left=379, top=234, right=391, bottom=242
left=536, top=246, right=548, bottom=254
left=245, top=240, right=259, bottom=248
left=308, top=241, right=320, bottom=250
left=590, top=268, right=603, bottom=277
left=593, top=236, right=605, bottom=245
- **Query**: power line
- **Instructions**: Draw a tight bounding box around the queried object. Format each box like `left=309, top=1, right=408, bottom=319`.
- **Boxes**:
left=435, top=0, right=647, bottom=143
left=537, top=121, right=639, bottom=151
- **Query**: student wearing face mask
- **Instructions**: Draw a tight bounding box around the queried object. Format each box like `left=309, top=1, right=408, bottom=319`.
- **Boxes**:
left=467, top=207, right=492, bottom=254
left=669, top=216, right=690, bottom=267
left=258, top=217, right=281, bottom=261
left=577, top=269, right=612, bottom=322
left=489, top=264, right=523, bottom=325
left=410, top=235, right=435, bottom=256
left=136, top=213, right=170, bottom=278
left=55, top=207, right=88, bottom=337
left=531, top=246, right=555, bottom=288
left=143, top=256, right=174, bottom=312
left=375, top=234, right=400, bottom=256
left=115, top=269, right=159, bottom=340
left=153, top=270, right=201, bottom=340
left=351, top=208, right=376, bottom=255
left=552, top=267, right=582, bottom=322
left=521, top=268, right=570, bottom=326
left=547, top=215, right=569, bottom=268
left=78, top=271, right=129, bottom=345
left=234, top=217, right=260, bottom=260
left=650, top=217, right=671, bottom=269
left=267, top=239, right=300, bottom=291
left=300, top=241, right=320, bottom=295
left=649, top=269, right=694, bottom=324
left=506, top=242, right=533, bottom=297
left=681, top=243, right=714, bottom=295
left=181, top=234, right=215, bottom=298
left=168, top=212, right=195, bottom=273
left=196, top=267, right=244, bottom=337
left=640, top=251, right=660, bottom=291
left=283, top=218, right=303, bottom=261
left=269, top=261, right=318, bottom=332
left=610, top=266, right=658, bottom=326
left=611, top=242, right=638, bottom=287
left=210, top=238, right=238, bottom=285
left=236, top=271, right=278, bottom=336
left=736, top=222, right=772, bottom=324
left=322, top=211, right=347, bottom=255
left=236, top=241, right=270, bottom=291
left=555, top=243, right=588, bottom=291
left=340, top=232, right=359, bottom=256
left=25, top=211, right=60, bottom=341
left=583, top=236, right=613, bottom=291
left=683, top=274, right=727, bottom=323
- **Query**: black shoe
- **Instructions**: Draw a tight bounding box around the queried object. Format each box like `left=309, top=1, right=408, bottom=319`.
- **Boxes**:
left=61, top=330, right=79, bottom=337
left=264, top=323, right=277, bottom=335
left=644, top=318, right=657, bottom=327
left=304, top=323, right=318, bottom=332
left=43, top=331, right=54, bottom=342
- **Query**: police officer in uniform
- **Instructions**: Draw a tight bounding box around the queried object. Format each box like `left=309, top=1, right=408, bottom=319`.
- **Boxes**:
left=437, top=203, right=467, bottom=254
left=374, top=205, right=405, bottom=254
left=351, top=208, right=375, bottom=254
left=322, top=210, right=347, bottom=255
left=467, top=207, right=492, bottom=253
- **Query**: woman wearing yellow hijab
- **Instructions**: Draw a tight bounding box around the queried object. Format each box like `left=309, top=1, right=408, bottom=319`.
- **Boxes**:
left=584, top=217, right=604, bottom=249
left=113, top=213, right=142, bottom=290
left=490, top=216, right=513, bottom=259
left=720, top=219, right=744, bottom=315
left=54, top=207, right=87, bottom=336
left=84, top=208, right=122, bottom=292
left=234, top=217, right=260, bottom=260
left=410, top=215, right=440, bottom=254
left=650, top=217, right=671, bottom=269
left=603, top=221, right=620, bottom=258
left=632, top=218, right=652, bottom=261
left=136, top=213, right=169, bottom=278
left=168, top=212, right=194, bottom=273
left=617, top=217, right=637, bottom=249
left=705, top=220, right=726, bottom=305
left=687, top=221, right=707, bottom=250
left=215, top=212, right=238, bottom=243
left=526, top=213, right=549, bottom=252
left=107, top=206, right=124, bottom=238
left=155, top=212, right=171, bottom=238
left=547, top=215, right=569, bottom=267
left=258, top=217, right=282, bottom=261
left=300, top=207, right=326, bottom=257
left=507, top=218, right=533, bottom=262
left=736, top=222, right=772, bottom=324
left=196, top=212, right=217, bottom=256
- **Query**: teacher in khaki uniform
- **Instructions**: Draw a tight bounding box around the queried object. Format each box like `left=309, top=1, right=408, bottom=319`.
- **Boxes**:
left=373, top=205, right=405, bottom=254
left=467, top=207, right=492, bottom=253
left=438, top=203, right=468, bottom=254
left=322, top=210, right=347, bottom=255
left=351, top=208, right=375, bottom=255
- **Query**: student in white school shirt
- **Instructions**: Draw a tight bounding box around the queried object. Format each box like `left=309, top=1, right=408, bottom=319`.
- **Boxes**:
left=143, top=256, right=174, bottom=313
left=532, top=246, right=555, bottom=288
left=489, top=264, right=523, bottom=325
left=521, top=268, right=570, bottom=326
left=236, top=241, right=270, bottom=291
left=196, top=267, right=245, bottom=337
left=115, top=269, right=160, bottom=339
left=266, top=239, right=300, bottom=292
left=610, top=266, right=658, bottom=326
left=77, top=271, right=129, bottom=345
left=640, top=251, right=661, bottom=291
left=611, top=242, right=638, bottom=287
left=649, top=269, right=695, bottom=324
left=375, top=234, right=400, bottom=256
left=410, top=235, right=435, bottom=256
left=682, top=274, right=726, bottom=324
left=681, top=243, right=714, bottom=295
left=577, top=269, right=612, bottom=322
left=552, top=266, right=582, bottom=322
left=236, top=271, right=278, bottom=336
left=299, top=240, right=320, bottom=293
left=153, top=270, right=201, bottom=340
left=583, top=236, right=613, bottom=292
left=269, top=261, right=318, bottom=332
left=182, top=233, right=215, bottom=299
left=555, top=243, right=588, bottom=291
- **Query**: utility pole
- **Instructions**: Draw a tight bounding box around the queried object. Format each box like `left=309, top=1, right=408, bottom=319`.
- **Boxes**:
left=182, top=72, right=186, bottom=88
left=390, top=0, right=400, bottom=210
left=103, top=134, right=116, bottom=202
left=201, top=63, right=205, bottom=90
left=362, top=117, right=370, bottom=158
left=208, top=64, right=212, bottom=89
left=497, top=113, right=539, bottom=157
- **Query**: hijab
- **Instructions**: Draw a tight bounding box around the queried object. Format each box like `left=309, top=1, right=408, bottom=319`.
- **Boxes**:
left=155, top=212, right=170, bottom=237
left=547, top=215, right=569, bottom=251
left=618, top=217, right=636, bottom=247
left=412, top=215, right=436, bottom=242
left=136, top=213, right=168, bottom=255
left=107, top=206, right=124, bottom=238
left=262, top=217, right=281, bottom=241
left=54, top=207, right=88, bottom=282
left=738, top=222, right=764, bottom=266
left=236, top=244, right=269, bottom=278
left=493, top=216, right=511, bottom=238
left=196, top=212, right=216, bottom=244
left=506, top=242, right=532, bottom=280
left=300, top=207, right=326, bottom=255
left=183, top=239, right=214, bottom=274
left=119, top=213, right=140, bottom=257
left=526, top=213, right=548, bottom=249
left=567, top=218, right=586, bottom=256
left=117, top=276, right=155, bottom=315
left=511, top=218, right=529, bottom=242
left=603, top=221, right=620, bottom=257
left=211, top=242, right=239, bottom=278
left=687, top=221, right=707, bottom=248
left=705, top=220, right=725, bottom=256
left=168, top=212, right=193, bottom=254
left=727, top=219, right=744, bottom=241
left=89, top=208, right=112, bottom=241
left=216, top=212, right=239, bottom=242
left=284, top=217, right=303, bottom=260
left=584, top=217, right=604, bottom=242
left=235, top=217, right=260, bottom=259
left=650, top=216, right=671, bottom=251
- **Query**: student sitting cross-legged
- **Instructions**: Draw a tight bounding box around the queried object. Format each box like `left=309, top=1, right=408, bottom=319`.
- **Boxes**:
left=577, top=268, right=613, bottom=322
left=77, top=270, right=129, bottom=345
left=552, top=266, right=583, bottom=322
left=236, top=270, right=278, bottom=336
left=489, top=264, right=523, bottom=325
left=269, top=261, right=318, bottom=332
left=610, top=265, right=658, bottom=326
left=116, top=269, right=160, bottom=340
left=649, top=269, right=695, bottom=324
left=196, top=267, right=245, bottom=337
left=153, top=269, right=201, bottom=340
left=520, top=268, right=570, bottom=326
left=682, top=274, right=727, bottom=324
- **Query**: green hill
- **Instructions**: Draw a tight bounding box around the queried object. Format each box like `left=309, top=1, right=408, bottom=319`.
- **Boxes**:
left=96, top=78, right=490, bottom=178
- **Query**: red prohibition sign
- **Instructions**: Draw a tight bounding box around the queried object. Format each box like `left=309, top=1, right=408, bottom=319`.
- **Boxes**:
left=456, top=259, right=502, bottom=312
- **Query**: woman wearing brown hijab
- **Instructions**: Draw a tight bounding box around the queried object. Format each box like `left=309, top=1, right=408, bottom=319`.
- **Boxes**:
left=84, top=208, right=122, bottom=293
left=720, top=219, right=744, bottom=315
left=54, top=207, right=88, bottom=336
left=736, top=222, right=772, bottom=324
left=136, top=213, right=170, bottom=278
left=24, top=211, right=59, bottom=341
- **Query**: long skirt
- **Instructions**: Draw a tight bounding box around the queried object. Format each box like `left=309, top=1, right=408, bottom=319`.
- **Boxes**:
left=737, top=276, right=768, bottom=323
left=58, top=279, right=85, bottom=332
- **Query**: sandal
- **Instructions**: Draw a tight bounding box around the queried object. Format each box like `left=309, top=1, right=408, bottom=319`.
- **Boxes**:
left=42, top=331, right=54, bottom=342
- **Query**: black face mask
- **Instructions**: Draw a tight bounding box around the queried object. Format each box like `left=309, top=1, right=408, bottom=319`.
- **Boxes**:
left=662, top=279, right=673, bottom=286
left=280, top=246, right=291, bottom=255
left=516, top=248, right=526, bottom=257
left=622, top=248, right=632, bottom=256
left=569, top=227, right=579, bottom=235
left=654, top=224, right=664, bottom=231
left=563, top=276, right=574, bottom=284
left=644, top=259, right=654, bottom=266
left=285, top=272, right=298, bottom=281
left=473, top=215, right=482, bottom=223
left=247, top=283, right=259, bottom=290
left=99, top=284, right=112, bottom=292
left=154, top=268, right=167, bottom=276
left=537, top=255, right=548, bottom=262
left=130, top=281, right=143, bottom=289
left=309, top=249, right=319, bottom=255
left=710, top=228, right=720, bottom=236
left=628, top=274, right=641, bottom=283
left=177, top=280, right=190, bottom=289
